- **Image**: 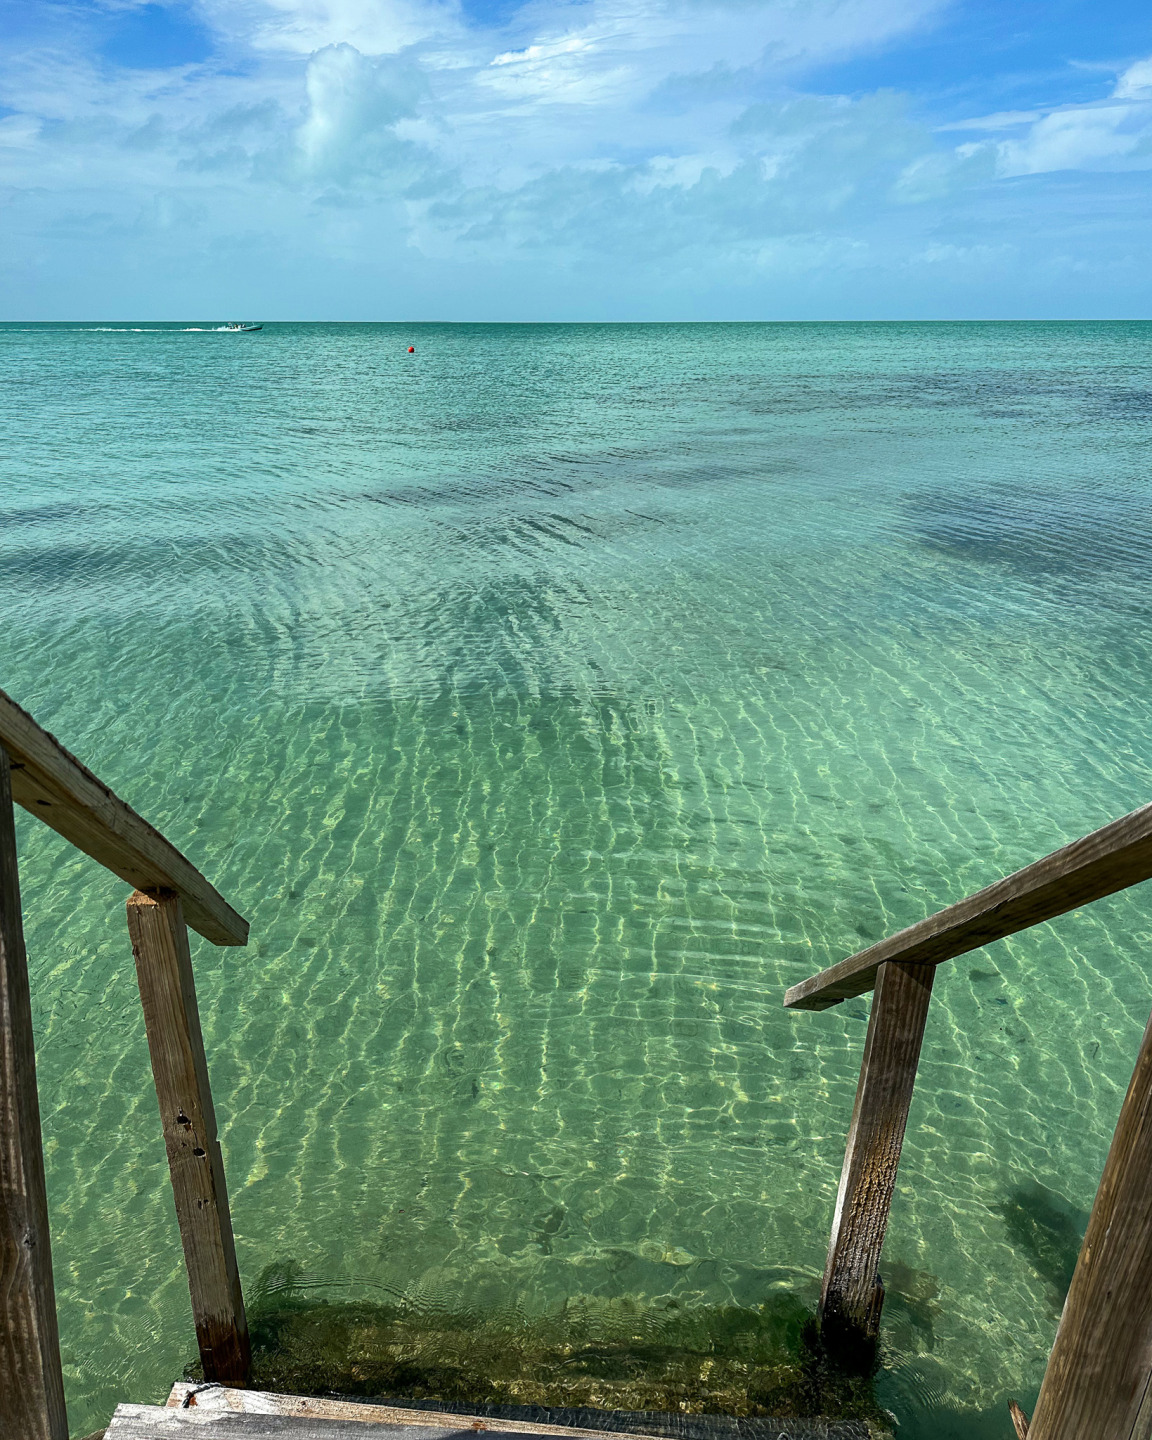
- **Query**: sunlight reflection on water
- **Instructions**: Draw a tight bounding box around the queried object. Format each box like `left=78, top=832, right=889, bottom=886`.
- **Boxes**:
left=3, top=321, right=1152, bottom=1436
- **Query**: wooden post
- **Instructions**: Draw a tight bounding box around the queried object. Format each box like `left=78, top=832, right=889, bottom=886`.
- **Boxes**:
left=819, top=959, right=936, bottom=1363
left=0, top=744, right=68, bottom=1440
left=126, top=889, right=250, bottom=1384
left=1027, top=1002, right=1152, bottom=1440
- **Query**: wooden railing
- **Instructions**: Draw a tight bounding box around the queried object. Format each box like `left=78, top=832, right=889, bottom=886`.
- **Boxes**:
left=8, top=671, right=1152, bottom=1440
left=0, top=687, right=250, bottom=1440
left=786, top=801, right=1152, bottom=1440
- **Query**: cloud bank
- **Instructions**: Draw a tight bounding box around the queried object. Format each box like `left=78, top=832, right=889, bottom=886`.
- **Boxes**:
left=1, top=0, right=1151, bottom=316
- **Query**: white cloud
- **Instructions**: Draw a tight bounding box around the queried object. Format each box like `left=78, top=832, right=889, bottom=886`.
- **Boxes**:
left=941, top=53, right=1152, bottom=178
left=299, top=43, right=426, bottom=177
left=470, top=0, right=944, bottom=112
left=1114, top=56, right=1152, bottom=101
left=996, top=101, right=1152, bottom=175
left=482, top=32, right=631, bottom=105
left=913, top=241, right=1015, bottom=266
left=201, top=0, right=463, bottom=55
left=419, top=89, right=931, bottom=262
left=0, top=114, right=41, bottom=148
left=3, top=0, right=1150, bottom=317
left=936, top=109, right=1043, bottom=133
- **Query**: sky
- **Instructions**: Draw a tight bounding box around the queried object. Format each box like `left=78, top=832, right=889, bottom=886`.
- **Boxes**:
left=1, top=0, right=1151, bottom=318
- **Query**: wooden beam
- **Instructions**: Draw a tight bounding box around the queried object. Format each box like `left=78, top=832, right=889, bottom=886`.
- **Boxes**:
left=1026, top=1001, right=1152, bottom=1440
left=111, top=1406, right=673, bottom=1440
left=785, top=801, right=1152, bottom=1010
left=126, top=889, right=250, bottom=1384
left=819, top=960, right=936, bottom=1361
left=163, top=1382, right=674, bottom=1436
left=0, top=745, right=68, bottom=1440
left=0, top=686, right=247, bottom=947
left=108, top=1409, right=402, bottom=1439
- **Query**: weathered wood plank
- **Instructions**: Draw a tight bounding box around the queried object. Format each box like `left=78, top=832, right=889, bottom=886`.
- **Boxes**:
left=114, top=1411, right=659, bottom=1440
left=0, top=745, right=68, bottom=1440
left=819, top=960, right=935, bottom=1359
left=1027, top=1000, right=1152, bottom=1440
left=0, top=686, right=247, bottom=946
left=127, top=890, right=250, bottom=1383
left=113, top=1401, right=868, bottom=1440
left=164, top=1385, right=644, bottom=1437
left=109, top=1408, right=462, bottom=1438
left=784, top=801, right=1152, bottom=1010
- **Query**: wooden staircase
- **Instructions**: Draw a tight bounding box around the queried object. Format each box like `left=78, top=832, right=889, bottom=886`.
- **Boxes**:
left=8, top=679, right=1152, bottom=1438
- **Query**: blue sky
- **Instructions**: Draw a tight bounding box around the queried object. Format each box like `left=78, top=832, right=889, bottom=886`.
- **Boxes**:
left=1, top=0, right=1150, bottom=318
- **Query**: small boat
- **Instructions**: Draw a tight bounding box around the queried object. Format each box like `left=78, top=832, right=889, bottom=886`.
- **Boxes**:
left=222, top=322, right=263, bottom=332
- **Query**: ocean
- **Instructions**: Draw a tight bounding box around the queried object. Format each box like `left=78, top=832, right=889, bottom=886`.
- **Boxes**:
left=3, top=321, right=1152, bottom=1437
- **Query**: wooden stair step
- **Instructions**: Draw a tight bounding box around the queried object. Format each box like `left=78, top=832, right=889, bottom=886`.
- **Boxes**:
left=98, top=1386, right=876, bottom=1440
left=108, top=1407, right=455, bottom=1438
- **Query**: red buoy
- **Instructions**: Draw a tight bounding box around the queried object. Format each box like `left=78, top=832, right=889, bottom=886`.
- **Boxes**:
left=408, top=346, right=415, bottom=353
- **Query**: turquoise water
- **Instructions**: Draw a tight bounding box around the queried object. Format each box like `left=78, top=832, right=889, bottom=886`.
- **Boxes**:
left=4, top=321, right=1152, bottom=1436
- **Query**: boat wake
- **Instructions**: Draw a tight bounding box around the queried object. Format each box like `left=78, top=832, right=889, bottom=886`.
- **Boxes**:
left=65, top=325, right=263, bottom=332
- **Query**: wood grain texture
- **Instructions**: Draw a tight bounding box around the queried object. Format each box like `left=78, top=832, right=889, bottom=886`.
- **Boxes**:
left=819, top=961, right=935, bottom=1356
left=0, top=745, right=68, bottom=1440
left=0, top=686, right=247, bottom=946
left=785, top=801, right=1152, bottom=1010
left=127, top=891, right=250, bottom=1384
left=112, top=1404, right=867, bottom=1440
left=1027, top=1001, right=1152, bottom=1440
left=112, top=1409, right=670, bottom=1440
left=164, top=1386, right=651, bottom=1437
left=1008, top=1401, right=1030, bottom=1439
left=108, top=1407, right=467, bottom=1438
left=160, top=1389, right=871, bottom=1440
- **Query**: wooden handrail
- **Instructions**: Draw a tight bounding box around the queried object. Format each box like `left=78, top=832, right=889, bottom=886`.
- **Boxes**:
left=784, top=800, right=1152, bottom=1010
left=0, top=687, right=247, bottom=947
left=792, top=795, right=1152, bottom=1433
left=1, top=687, right=253, bottom=1432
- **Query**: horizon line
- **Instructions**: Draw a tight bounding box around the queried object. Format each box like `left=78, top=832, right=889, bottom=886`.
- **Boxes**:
left=3, top=316, right=1152, bottom=326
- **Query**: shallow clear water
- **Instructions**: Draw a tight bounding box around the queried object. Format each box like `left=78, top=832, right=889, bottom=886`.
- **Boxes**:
left=3, top=321, right=1152, bottom=1437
